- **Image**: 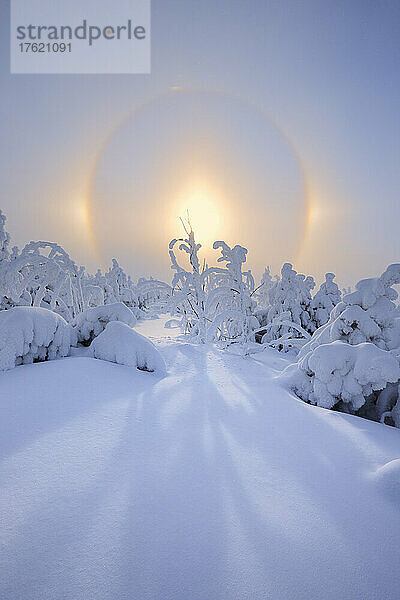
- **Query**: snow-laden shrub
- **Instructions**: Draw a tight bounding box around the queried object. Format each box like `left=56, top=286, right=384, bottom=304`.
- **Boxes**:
left=0, top=210, right=10, bottom=264
left=311, top=273, right=342, bottom=329
left=280, top=265, right=400, bottom=426
left=87, top=262, right=142, bottom=318
left=72, top=302, right=137, bottom=345
left=298, top=273, right=316, bottom=333
left=105, top=259, right=140, bottom=312
left=91, top=269, right=115, bottom=304
left=281, top=340, right=400, bottom=413
left=0, top=209, right=151, bottom=325
left=0, top=306, right=75, bottom=370
left=90, top=321, right=166, bottom=375
left=206, top=241, right=257, bottom=345
left=0, top=210, right=12, bottom=310
left=257, top=267, right=274, bottom=308
left=136, top=277, right=171, bottom=311
left=0, top=241, right=86, bottom=321
left=298, top=263, right=400, bottom=360
left=82, top=282, right=105, bottom=309
left=168, top=220, right=208, bottom=341
left=255, top=263, right=315, bottom=350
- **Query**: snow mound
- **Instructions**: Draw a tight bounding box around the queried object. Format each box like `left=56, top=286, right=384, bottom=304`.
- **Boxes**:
left=72, top=302, right=137, bottom=345
left=373, top=459, right=400, bottom=504
left=0, top=306, right=75, bottom=370
left=90, top=321, right=166, bottom=375
left=281, top=340, right=400, bottom=411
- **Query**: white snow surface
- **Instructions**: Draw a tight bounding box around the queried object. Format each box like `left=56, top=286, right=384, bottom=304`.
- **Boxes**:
left=90, top=321, right=167, bottom=375
left=1, top=316, right=400, bottom=599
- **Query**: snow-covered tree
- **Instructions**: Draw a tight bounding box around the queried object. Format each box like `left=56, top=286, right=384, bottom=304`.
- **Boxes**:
left=311, top=273, right=341, bottom=329
left=105, top=259, right=140, bottom=313
left=168, top=218, right=208, bottom=341
left=256, top=266, right=274, bottom=308
left=0, top=210, right=10, bottom=264
left=0, top=241, right=85, bottom=320
left=0, top=210, right=12, bottom=309
left=256, top=263, right=313, bottom=349
left=297, top=273, right=316, bottom=334
left=298, top=263, right=400, bottom=357
left=136, top=277, right=171, bottom=311
left=206, top=241, right=258, bottom=345
left=282, top=264, right=400, bottom=427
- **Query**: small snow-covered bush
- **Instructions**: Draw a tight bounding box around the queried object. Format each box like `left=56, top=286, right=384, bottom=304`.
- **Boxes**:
left=0, top=209, right=10, bottom=264
left=0, top=210, right=12, bottom=310
left=281, top=341, right=400, bottom=413
left=105, top=259, right=141, bottom=313
left=88, top=262, right=143, bottom=318
left=256, top=267, right=274, bottom=308
left=311, top=273, right=341, bottom=329
left=90, top=321, right=166, bottom=375
left=206, top=241, right=257, bottom=345
left=255, top=263, right=315, bottom=350
left=168, top=219, right=208, bottom=341
left=72, top=302, right=137, bottom=345
left=0, top=240, right=87, bottom=321
left=168, top=219, right=257, bottom=346
left=136, top=277, right=171, bottom=311
left=0, top=306, right=75, bottom=370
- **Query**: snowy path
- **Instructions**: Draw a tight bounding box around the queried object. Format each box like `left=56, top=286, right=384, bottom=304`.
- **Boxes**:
left=1, top=317, right=400, bottom=599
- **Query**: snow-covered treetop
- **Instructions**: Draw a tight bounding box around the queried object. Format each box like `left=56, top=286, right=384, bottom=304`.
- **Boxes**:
left=213, top=241, right=248, bottom=282
left=311, top=272, right=342, bottom=329
left=0, top=210, right=10, bottom=262
left=169, top=215, right=202, bottom=287
left=344, top=263, right=400, bottom=310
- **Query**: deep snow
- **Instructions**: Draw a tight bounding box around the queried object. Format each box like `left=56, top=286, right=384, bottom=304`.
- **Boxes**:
left=1, top=317, right=400, bottom=599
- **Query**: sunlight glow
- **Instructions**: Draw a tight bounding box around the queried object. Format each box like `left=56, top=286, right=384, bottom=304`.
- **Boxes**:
left=72, top=196, right=98, bottom=257
left=306, top=202, right=322, bottom=228
left=172, top=182, right=224, bottom=246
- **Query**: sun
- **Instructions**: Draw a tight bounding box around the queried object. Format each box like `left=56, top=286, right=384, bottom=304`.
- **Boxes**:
left=172, top=183, right=224, bottom=247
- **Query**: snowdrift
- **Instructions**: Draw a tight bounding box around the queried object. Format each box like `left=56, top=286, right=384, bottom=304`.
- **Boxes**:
left=90, top=321, right=166, bottom=375
left=2, top=319, right=400, bottom=600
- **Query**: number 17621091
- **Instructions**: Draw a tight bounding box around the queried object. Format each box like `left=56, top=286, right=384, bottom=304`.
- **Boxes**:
left=19, top=42, right=72, bottom=53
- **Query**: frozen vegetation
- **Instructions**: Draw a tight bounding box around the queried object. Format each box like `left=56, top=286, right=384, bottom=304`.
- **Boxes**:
left=1, top=208, right=400, bottom=598
left=72, top=302, right=138, bottom=345
left=0, top=306, right=75, bottom=370
left=1, top=206, right=400, bottom=426
left=281, top=264, right=400, bottom=425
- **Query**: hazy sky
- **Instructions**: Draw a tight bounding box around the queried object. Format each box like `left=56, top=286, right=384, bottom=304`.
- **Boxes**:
left=1, top=0, right=399, bottom=286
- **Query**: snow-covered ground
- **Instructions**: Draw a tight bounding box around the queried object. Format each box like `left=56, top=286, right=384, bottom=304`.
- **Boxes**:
left=1, top=316, right=400, bottom=599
